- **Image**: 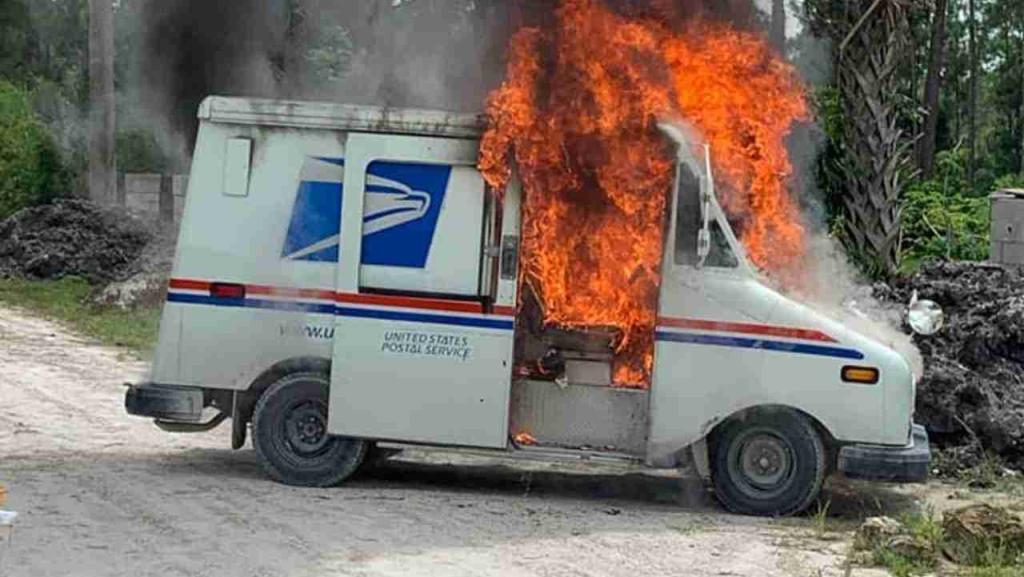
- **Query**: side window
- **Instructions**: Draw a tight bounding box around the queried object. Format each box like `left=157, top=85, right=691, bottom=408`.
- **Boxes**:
left=706, top=223, right=739, bottom=268
left=674, top=164, right=701, bottom=266
left=673, top=164, right=738, bottom=269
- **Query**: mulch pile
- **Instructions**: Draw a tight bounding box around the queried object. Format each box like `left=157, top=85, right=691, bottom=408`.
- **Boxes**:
left=877, top=262, right=1024, bottom=471
left=0, top=199, right=153, bottom=284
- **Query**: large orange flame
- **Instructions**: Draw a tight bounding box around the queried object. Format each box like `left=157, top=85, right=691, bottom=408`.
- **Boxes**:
left=480, top=0, right=808, bottom=386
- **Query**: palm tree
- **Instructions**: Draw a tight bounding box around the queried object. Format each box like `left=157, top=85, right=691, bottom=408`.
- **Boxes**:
left=808, top=0, right=918, bottom=277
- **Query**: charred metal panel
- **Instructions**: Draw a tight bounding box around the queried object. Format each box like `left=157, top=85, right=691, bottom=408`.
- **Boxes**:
left=509, top=380, right=649, bottom=455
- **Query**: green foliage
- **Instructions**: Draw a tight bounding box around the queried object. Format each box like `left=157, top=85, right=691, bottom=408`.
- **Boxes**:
left=873, top=548, right=936, bottom=577
left=953, top=538, right=1024, bottom=571
left=305, top=24, right=354, bottom=84
left=116, top=130, right=167, bottom=173
left=0, top=81, right=67, bottom=220
left=900, top=150, right=990, bottom=269
left=859, top=504, right=1024, bottom=577
left=994, top=173, right=1024, bottom=190
left=0, top=0, right=32, bottom=81
left=811, top=85, right=846, bottom=227
left=0, top=276, right=160, bottom=352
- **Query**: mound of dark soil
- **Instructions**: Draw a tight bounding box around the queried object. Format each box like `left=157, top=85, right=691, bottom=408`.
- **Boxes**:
left=877, top=262, right=1024, bottom=470
left=0, top=199, right=153, bottom=283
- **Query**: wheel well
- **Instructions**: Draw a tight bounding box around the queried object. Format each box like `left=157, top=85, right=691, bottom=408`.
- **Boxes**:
left=707, top=405, right=838, bottom=467
left=236, top=357, right=332, bottom=425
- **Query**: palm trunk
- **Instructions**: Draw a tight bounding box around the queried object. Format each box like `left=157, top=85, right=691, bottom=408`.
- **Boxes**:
left=807, top=0, right=914, bottom=278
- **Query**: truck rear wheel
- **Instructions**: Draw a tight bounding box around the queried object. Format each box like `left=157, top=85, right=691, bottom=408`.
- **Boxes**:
left=710, top=409, right=826, bottom=517
left=252, top=372, right=367, bottom=487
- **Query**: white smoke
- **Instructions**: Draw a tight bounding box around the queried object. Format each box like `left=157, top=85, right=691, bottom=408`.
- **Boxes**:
left=798, top=235, right=925, bottom=378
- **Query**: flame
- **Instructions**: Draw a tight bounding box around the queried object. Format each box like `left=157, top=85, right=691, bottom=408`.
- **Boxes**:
left=513, top=431, right=539, bottom=445
left=480, top=0, right=808, bottom=386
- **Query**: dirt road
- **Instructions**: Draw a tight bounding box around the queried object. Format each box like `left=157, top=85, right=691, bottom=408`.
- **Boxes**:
left=0, top=303, right=912, bottom=577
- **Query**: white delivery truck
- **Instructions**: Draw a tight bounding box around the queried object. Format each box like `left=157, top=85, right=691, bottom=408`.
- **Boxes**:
left=126, top=96, right=929, bottom=516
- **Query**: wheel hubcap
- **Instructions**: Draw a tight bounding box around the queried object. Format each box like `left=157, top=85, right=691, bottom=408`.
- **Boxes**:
left=740, top=436, right=788, bottom=487
left=285, top=402, right=330, bottom=456
left=727, top=428, right=795, bottom=499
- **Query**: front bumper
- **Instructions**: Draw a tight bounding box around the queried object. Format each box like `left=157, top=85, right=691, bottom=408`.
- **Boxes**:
left=125, top=383, right=204, bottom=422
left=838, top=424, right=931, bottom=483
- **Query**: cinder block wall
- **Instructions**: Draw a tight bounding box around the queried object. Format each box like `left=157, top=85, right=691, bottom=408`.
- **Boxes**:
left=991, top=189, right=1024, bottom=266
left=122, top=174, right=188, bottom=223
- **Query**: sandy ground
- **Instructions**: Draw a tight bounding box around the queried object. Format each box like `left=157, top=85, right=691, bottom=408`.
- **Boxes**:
left=0, top=303, right=941, bottom=577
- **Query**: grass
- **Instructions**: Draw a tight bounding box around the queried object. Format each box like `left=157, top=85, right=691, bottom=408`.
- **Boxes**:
left=868, top=512, right=944, bottom=577
left=872, top=547, right=936, bottom=577
left=811, top=498, right=834, bottom=536
left=858, top=506, right=1024, bottom=577
left=967, top=564, right=1024, bottom=577
left=0, top=276, right=161, bottom=352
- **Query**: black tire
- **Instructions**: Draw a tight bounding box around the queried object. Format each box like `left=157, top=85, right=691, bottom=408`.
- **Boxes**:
left=252, top=372, right=368, bottom=487
left=710, top=409, right=826, bottom=517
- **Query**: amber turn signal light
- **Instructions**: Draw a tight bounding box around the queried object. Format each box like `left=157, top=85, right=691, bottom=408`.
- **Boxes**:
left=842, top=366, right=880, bottom=385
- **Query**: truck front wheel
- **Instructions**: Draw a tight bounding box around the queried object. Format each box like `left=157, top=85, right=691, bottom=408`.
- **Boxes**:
left=252, top=372, right=368, bottom=487
left=710, top=409, right=826, bottom=517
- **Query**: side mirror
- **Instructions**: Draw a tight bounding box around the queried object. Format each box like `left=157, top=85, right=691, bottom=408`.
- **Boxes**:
left=908, top=290, right=944, bottom=335
left=696, top=145, right=714, bottom=267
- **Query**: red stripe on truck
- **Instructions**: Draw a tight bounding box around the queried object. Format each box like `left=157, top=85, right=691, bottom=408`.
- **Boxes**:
left=168, top=278, right=518, bottom=318
left=169, top=278, right=335, bottom=300
left=168, top=278, right=210, bottom=291
left=336, top=292, right=485, bottom=314
left=657, top=317, right=837, bottom=343
left=246, top=285, right=336, bottom=300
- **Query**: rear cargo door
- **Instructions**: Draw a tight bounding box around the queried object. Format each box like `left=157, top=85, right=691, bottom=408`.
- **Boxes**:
left=327, top=133, right=515, bottom=448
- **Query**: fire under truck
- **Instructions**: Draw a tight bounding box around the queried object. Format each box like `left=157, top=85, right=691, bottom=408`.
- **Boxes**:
left=126, top=97, right=929, bottom=516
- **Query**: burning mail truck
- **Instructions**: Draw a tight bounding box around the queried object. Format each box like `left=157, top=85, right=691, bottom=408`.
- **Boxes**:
left=126, top=96, right=929, bottom=516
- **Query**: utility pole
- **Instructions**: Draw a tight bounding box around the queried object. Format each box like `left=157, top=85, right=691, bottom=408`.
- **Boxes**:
left=89, top=0, right=116, bottom=204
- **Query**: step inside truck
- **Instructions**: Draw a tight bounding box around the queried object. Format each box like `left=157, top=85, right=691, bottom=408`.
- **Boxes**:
left=126, top=96, right=930, bottom=516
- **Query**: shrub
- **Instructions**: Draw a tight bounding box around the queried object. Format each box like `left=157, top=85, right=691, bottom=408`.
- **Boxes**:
left=116, top=129, right=167, bottom=173
left=994, top=173, right=1024, bottom=190
left=900, top=150, right=990, bottom=269
left=0, top=81, right=66, bottom=219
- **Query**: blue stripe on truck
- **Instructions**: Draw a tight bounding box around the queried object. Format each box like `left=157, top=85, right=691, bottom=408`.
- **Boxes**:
left=655, top=330, right=864, bottom=360
left=167, top=293, right=337, bottom=315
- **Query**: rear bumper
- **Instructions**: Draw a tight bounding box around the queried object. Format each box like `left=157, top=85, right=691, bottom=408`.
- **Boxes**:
left=125, top=383, right=204, bottom=422
left=838, top=424, right=931, bottom=483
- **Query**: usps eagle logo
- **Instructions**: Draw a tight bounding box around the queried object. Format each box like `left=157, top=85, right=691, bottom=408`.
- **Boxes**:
left=281, top=157, right=451, bottom=268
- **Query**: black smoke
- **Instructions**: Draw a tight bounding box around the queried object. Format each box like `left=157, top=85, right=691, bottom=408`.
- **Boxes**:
left=132, top=0, right=771, bottom=154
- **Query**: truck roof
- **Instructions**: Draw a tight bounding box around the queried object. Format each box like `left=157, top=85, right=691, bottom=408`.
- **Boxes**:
left=198, top=96, right=486, bottom=139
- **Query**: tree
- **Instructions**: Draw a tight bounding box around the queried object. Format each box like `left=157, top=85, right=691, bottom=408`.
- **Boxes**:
left=0, top=0, right=33, bottom=81
left=919, top=0, right=950, bottom=178
left=88, top=0, right=115, bottom=204
left=807, top=0, right=918, bottom=277
left=967, top=0, right=978, bottom=189
left=770, top=0, right=786, bottom=52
